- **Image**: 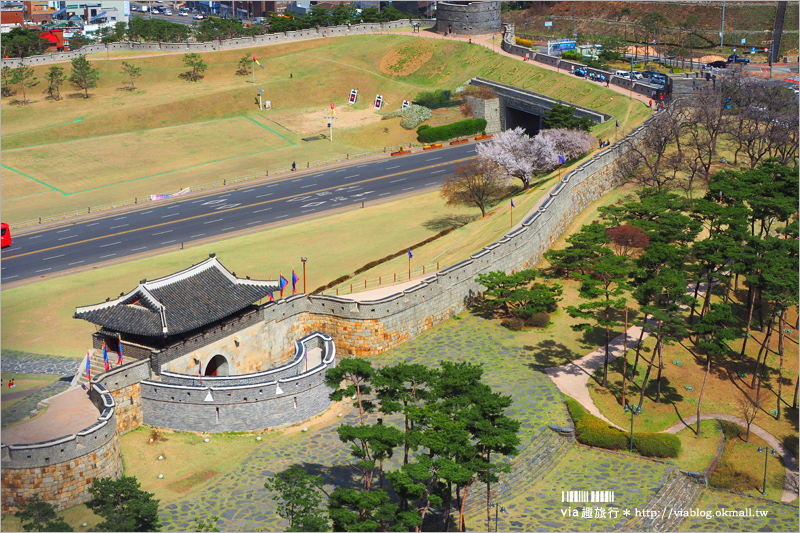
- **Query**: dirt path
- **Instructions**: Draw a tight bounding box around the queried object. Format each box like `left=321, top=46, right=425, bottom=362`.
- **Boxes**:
left=664, top=414, right=799, bottom=503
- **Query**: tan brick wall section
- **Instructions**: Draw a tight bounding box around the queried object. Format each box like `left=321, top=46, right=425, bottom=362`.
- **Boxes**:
left=1, top=435, right=123, bottom=513
left=111, top=383, right=142, bottom=434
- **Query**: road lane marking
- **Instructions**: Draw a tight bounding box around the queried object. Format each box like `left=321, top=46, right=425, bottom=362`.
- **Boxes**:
left=69, top=260, right=85, bottom=266
left=386, top=165, right=400, bottom=170
left=313, top=173, right=324, bottom=177
left=204, top=218, right=223, bottom=224
left=190, top=233, right=205, bottom=238
left=253, top=208, right=272, bottom=213
left=300, top=183, right=317, bottom=188
left=161, top=213, right=180, bottom=218
left=242, top=188, right=255, bottom=192
left=256, top=193, right=273, bottom=198
left=390, top=178, right=406, bottom=183
left=344, top=174, right=360, bottom=179
left=100, top=241, right=121, bottom=248
left=43, top=254, right=65, bottom=261
left=56, top=228, right=71, bottom=233
left=161, top=240, right=176, bottom=244
left=100, top=253, right=116, bottom=259
left=110, top=224, right=129, bottom=230
left=58, top=235, right=78, bottom=241
left=140, top=210, right=153, bottom=215
left=275, top=215, right=288, bottom=219
left=3, top=275, right=18, bottom=280
left=167, top=204, right=181, bottom=209
left=425, top=182, right=438, bottom=186
left=357, top=164, right=367, bottom=168
left=2, top=156, right=476, bottom=262
left=221, top=227, right=234, bottom=231
left=152, top=230, right=172, bottom=236
left=114, top=216, right=128, bottom=220
left=379, top=192, right=391, bottom=196
left=131, top=246, right=147, bottom=251
left=426, top=157, right=441, bottom=161
left=35, top=268, right=52, bottom=273
left=246, top=220, right=262, bottom=226
left=431, top=169, right=447, bottom=174
left=403, top=187, right=415, bottom=191
left=291, top=179, right=301, bottom=182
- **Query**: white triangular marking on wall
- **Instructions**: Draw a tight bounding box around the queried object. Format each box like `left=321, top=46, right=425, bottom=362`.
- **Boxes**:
left=276, top=383, right=284, bottom=395
left=204, top=391, right=214, bottom=402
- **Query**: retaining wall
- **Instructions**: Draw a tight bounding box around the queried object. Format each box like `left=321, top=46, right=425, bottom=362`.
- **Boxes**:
left=435, top=1, right=501, bottom=36
left=1, top=19, right=435, bottom=68
left=140, top=333, right=336, bottom=432
left=1, top=383, right=123, bottom=513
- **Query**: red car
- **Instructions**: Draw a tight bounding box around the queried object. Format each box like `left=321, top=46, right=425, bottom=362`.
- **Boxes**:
left=1, top=223, right=11, bottom=248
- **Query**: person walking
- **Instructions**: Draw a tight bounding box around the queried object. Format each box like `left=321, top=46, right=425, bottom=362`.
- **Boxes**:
left=292, top=161, right=296, bottom=171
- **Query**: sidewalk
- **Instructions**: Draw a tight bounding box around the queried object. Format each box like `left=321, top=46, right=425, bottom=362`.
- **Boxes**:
left=1, top=387, right=98, bottom=445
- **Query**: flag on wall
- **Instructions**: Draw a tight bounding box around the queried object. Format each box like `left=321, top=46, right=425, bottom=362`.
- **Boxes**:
left=86, top=351, right=91, bottom=381
left=102, top=342, right=110, bottom=371
left=280, top=274, right=288, bottom=297
left=269, top=292, right=274, bottom=302
left=253, top=56, right=264, bottom=69
left=292, top=270, right=299, bottom=294
left=117, top=334, right=124, bottom=365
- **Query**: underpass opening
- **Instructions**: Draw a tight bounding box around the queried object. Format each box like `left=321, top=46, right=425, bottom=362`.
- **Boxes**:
left=505, top=105, right=543, bottom=135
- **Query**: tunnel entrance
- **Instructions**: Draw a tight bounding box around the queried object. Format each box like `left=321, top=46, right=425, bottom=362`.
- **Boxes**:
left=205, top=354, right=229, bottom=376
left=505, top=106, right=543, bottom=135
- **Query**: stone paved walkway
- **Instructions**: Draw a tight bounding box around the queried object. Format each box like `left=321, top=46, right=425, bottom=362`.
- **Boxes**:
left=681, top=490, right=799, bottom=532
left=155, top=315, right=571, bottom=531
left=1, top=350, right=80, bottom=376
left=665, top=414, right=799, bottom=503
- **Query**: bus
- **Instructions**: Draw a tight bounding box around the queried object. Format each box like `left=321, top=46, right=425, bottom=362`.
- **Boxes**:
left=1, top=223, right=11, bottom=248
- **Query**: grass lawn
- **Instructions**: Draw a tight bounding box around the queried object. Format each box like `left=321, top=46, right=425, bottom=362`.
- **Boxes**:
left=673, top=419, right=723, bottom=473
left=1, top=33, right=649, bottom=223
left=0, top=189, right=477, bottom=357
left=0, top=372, right=59, bottom=396
left=712, top=429, right=789, bottom=502
left=0, top=503, right=103, bottom=532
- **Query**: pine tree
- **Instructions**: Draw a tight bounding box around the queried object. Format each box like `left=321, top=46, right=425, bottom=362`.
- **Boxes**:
left=68, top=56, right=99, bottom=98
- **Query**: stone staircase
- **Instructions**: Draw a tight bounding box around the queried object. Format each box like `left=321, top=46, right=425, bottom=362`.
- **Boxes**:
left=621, top=469, right=704, bottom=532
left=463, top=426, right=570, bottom=514
left=772, top=1, right=787, bottom=65
left=75, top=348, right=118, bottom=386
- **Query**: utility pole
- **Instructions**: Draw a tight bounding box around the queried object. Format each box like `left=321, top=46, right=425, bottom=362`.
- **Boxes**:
left=720, top=0, right=726, bottom=50
left=324, top=115, right=337, bottom=142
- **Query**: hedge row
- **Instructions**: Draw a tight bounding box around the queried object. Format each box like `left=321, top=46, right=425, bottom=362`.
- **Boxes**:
left=565, top=397, right=681, bottom=458
left=311, top=226, right=458, bottom=294
left=417, top=118, right=487, bottom=143
left=514, top=35, right=533, bottom=48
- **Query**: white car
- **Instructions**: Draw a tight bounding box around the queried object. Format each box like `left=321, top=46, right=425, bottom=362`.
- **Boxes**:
left=178, top=11, right=188, bottom=16
left=193, top=14, right=205, bottom=20
left=164, top=9, right=172, bottom=15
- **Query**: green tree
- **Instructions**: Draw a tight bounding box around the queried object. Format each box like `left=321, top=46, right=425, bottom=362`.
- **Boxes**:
left=14, top=495, right=73, bottom=532
left=543, top=102, right=593, bottom=132
left=44, top=65, right=65, bottom=100
left=236, top=54, right=250, bottom=76
left=475, top=269, right=562, bottom=320
left=86, top=476, right=161, bottom=532
left=264, top=465, right=329, bottom=532
left=567, top=251, right=632, bottom=387
left=68, top=31, right=92, bottom=49
left=545, top=221, right=610, bottom=278
left=1, top=65, right=14, bottom=97
left=181, top=53, right=207, bottom=82
left=192, top=514, right=220, bottom=532
left=325, top=358, right=376, bottom=425
left=68, top=55, right=99, bottom=98
left=1, top=27, right=50, bottom=58
left=120, top=61, right=142, bottom=91
left=328, top=487, right=395, bottom=532
left=9, top=64, right=37, bottom=105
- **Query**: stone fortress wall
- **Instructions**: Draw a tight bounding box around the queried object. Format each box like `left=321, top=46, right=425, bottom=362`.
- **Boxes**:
left=0, top=19, right=436, bottom=68
left=1, top=382, right=124, bottom=513
left=434, top=1, right=502, bottom=36
left=140, top=332, right=336, bottom=432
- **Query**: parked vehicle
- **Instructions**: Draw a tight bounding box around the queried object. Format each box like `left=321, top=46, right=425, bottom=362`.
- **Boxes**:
left=1, top=223, right=11, bottom=249
left=708, top=60, right=728, bottom=68
left=728, top=54, right=750, bottom=65
left=163, top=9, right=173, bottom=15
left=178, top=11, right=188, bottom=16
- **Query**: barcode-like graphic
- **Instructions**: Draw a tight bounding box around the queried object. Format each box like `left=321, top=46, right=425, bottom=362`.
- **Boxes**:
left=561, top=491, right=615, bottom=503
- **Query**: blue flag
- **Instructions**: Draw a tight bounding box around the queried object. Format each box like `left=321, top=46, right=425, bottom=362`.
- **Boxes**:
left=198, top=360, right=202, bottom=376
left=117, top=335, right=123, bottom=365
left=292, top=270, right=299, bottom=294
left=102, top=342, right=109, bottom=371
left=280, top=274, right=288, bottom=297
left=511, top=199, right=515, bottom=208
left=408, top=249, right=413, bottom=259
left=558, top=155, right=566, bottom=165
left=85, top=351, right=91, bottom=380
left=615, top=120, right=619, bottom=128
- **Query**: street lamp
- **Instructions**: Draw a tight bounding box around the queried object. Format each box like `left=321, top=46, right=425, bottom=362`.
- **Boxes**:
left=624, top=401, right=642, bottom=452
left=757, top=446, right=777, bottom=496
left=300, top=257, right=307, bottom=294
left=488, top=502, right=507, bottom=532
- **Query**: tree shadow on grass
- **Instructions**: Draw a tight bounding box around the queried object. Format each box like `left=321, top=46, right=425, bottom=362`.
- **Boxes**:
left=520, top=340, right=576, bottom=368
left=422, top=213, right=477, bottom=232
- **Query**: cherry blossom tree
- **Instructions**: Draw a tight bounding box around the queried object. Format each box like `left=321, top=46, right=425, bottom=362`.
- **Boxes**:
left=540, top=128, right=596, bottom=161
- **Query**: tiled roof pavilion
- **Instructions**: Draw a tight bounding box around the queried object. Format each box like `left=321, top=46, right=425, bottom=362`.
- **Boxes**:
left=74, top=255, right=279, bottom=337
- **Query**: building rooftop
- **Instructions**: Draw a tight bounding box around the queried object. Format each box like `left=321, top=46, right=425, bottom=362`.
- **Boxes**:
left=74, top=255, right=279, bottom=337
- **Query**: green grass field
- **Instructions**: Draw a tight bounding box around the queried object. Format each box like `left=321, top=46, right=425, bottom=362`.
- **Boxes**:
left=1, top=34, right=649, bottom=223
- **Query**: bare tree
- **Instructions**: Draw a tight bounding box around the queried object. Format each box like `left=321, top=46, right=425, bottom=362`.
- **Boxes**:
left=624, top=110, right=684, bottom=190
left=684, top=89, right=727, bottom=180
left=737, top=388, right=765, bottom=443
left=440, top=160, right=507, bottom=217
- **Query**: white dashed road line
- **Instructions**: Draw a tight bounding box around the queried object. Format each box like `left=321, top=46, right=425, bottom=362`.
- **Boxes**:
left=275, top=214, right=288, bottom=219
left=204, top=218, right=223, bottom=224
left=58, top=235, right=78, bottom=241
left=56, top=228, right=71, bottom=233
left=431, top=169, right=447, bottom=174
left=379, top=192, right=391, bottom=196
left=100, top=253, right=116, bottom=259
left=300, top=183, right=317, bottom=188
left=43, top=254, right=65, bottom=261
left=131, top=246, right=147, bottom=252
left=344, top=174, right=360, bottom=179
left=152, top=230, right=172, bottom=236
left=246, top=220, right=262, bottom=226
left=161, top=240, right=176, bottom=245
left=29, top=234, right=43, bottom=238
left=253, top=208, right=272, bottom=214
left=100, top=241, right=121, bottom=248
left=403, top=187, right=415, bottom=191
left=256, top=193, right=273, bottom=198
left=390, top=178, right=406, bottom=183
left=161, top=213, right=180, bottom=218
left=221, top=227, right=234, bottom=232
left=190, top=234, right=205, bottom=238
left=110, top=224, right=129, bottom=230
left=426, top=157, right=441, bottom=161
left=86, top=223, right=99, bottom=227
left=386, top=165, right=400, bottom=170
left=69, top=260, right=85, bottom=266
left=425, top=182, right=438, bottom=186
left=114, top=216, right=128, bottom=220
left=140, top=210, right=153, bottom=215
left=35, top=268, right=52, bottom=273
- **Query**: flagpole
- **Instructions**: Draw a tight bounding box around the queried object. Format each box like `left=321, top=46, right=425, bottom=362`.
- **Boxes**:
left=252, top=59, right=255, bottom=86
left=408, top=254, right=411, bottom=280
left=510, top=202, right=513, bottom=228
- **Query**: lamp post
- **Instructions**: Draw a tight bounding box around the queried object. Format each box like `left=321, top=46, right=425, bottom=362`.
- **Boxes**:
left=301, top=257, right=307, bottom=294
left=488, top=502, right=507, bottom=532
left=757, top=446, right=777, bottom=496
left=624, top=401, right=641, bottom=452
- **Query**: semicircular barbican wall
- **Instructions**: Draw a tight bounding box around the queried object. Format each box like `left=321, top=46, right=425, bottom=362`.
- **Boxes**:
left=140, top=332, right=337, bottom=432
left=435, top=1, right=501, bottom=36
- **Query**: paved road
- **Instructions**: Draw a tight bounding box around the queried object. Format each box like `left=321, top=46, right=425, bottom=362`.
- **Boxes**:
left=0, top=143, right=478, bottom=285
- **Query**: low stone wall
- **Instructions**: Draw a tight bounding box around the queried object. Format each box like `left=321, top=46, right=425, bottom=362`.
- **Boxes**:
left=0, top=19, right=434, bottom=68
left=1, top=383, right=123, bottom=513
left=94, top=359, right=151, bottom=434
left=140, top=333, right=336, bottom=432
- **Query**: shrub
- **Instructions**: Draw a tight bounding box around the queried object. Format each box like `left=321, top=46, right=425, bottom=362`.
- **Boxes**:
left=414, top=89, right=451, bottom=107
left=382, top=104, right=432, bottom=129
left=514, top=35, right=533, bottom=48
left=719, top=420, right=742, bottom=440
left=417, top=118, right=487, bottom=143
left=710, top=461, right=759, bottom=492
left=527, top=312, right=550, bottom=328
left=785, top=435, right=799, bottom=459
left=417, top=124, right=431, bottom=133
left=501, top=317, right=525, bottom=331
left=632, top=433, right=681, bottom=458
left=461, top=85, right=497, bottom=100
